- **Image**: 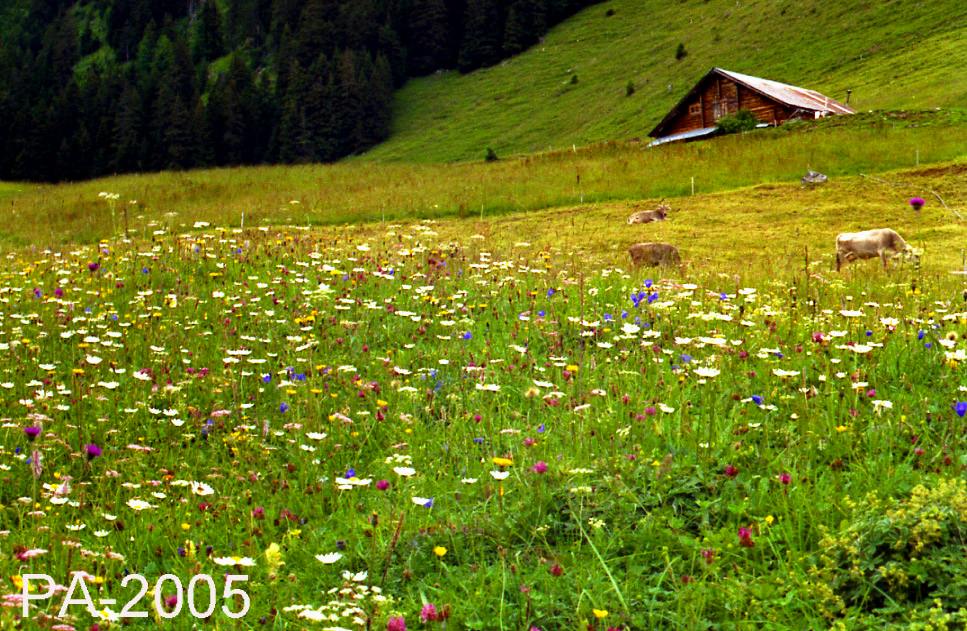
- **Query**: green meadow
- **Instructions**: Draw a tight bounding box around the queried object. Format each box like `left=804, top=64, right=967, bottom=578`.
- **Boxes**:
left=5, top=0, right=967, bottom=627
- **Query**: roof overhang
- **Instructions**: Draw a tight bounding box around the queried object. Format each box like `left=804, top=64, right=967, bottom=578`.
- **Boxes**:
left=647, top=126, right=718, bottom=147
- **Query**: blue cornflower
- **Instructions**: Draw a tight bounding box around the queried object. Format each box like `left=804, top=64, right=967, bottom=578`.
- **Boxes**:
left=345, top=468, right=356, bottom=479
left=295, top=373, right=306, bottom=381
left=280, top=402, right=290, bottom=413
left=956, top=402, right=967, bottom=418
left=262, top=374, right=271, bottom=384
left=547, top=289, right=555, bottom=297
left=604, top=314, right=613, bottom=322
left=644, top=279, right=653, bottom=289
left=462, top=331, right=473, bottom=340
left=751, top=395, right=763, bottom=405
left=918, top=330, right=925, bottom=340
left=680, top=354, right=692, bottom=363
left=865, top=330, right=873, bottom=337
left=538, top=310, right=546, bottom=317
left=537, top=423, right=546, bottom=433
left=473, top=437, right=484, bottom=444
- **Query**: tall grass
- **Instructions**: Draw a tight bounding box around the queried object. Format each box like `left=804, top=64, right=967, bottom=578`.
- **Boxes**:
left=4, top=121, right=967, bottom=249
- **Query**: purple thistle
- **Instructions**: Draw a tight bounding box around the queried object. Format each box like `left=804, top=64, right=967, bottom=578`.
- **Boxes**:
left=24, top=426, right=41, bottom=442
left=86, top=444, right=102, bottom=460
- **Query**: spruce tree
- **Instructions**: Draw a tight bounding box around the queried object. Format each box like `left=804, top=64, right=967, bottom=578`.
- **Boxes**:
left=407, top=0, right=450, bottom=76
left=458, top=0, right=505, bottom=73
left=193, top=0, right=225, bottom=64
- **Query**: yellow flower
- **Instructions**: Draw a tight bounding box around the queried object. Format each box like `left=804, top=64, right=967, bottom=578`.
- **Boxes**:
left=181, top=523, right=191, bottom=531
left=566, top=364, right=579, bottom=372
left=592, top=609, right=608, bottom=619
left=265, top=542, right=285, bottom=573
left=765, top=515, right=775, bottom=525
left=376, top=399, right=388, bottom=407
left=433, top=546, right=447, bottom=557
left=492, top=457, right=513, bottom=468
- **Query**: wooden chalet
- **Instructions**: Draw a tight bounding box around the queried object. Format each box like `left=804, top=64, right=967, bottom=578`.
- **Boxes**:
left=648, top=68, right=855, bottom=146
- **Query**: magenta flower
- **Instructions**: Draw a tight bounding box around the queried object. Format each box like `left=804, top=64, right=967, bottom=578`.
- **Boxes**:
left=738, top=527, right=755, bottom=548
left=419, top=603, right=438, bottom=623
left=387, top=616, right=407, bottom=631
left=910, top=197, right=925, bottom=210
left=24, top=426, right=41, bottom=442
left=778, top=472, right=791, bottom=485
left=377, top=480, right=390, bottom=491
left=531, top=461, right=547, bottom=474
left=701, top=548, right=715, bottom=564
left=724, top=465, right=738, bottom=478
left=86, top=444, right=102, bottom=460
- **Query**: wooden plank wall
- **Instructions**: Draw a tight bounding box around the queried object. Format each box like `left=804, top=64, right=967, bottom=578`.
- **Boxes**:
left=661, top=77, right=798, bottom=136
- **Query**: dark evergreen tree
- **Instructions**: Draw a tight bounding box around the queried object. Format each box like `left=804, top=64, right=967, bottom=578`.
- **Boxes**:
left=192, top=0, right=225, bottom=64
left=407, top=0, right=450, bottom=76
left=1, top=0, right=603, bottom=181
left=503, top=0, right=545, bottom=56
left=457, top=0, right=505, bottom=73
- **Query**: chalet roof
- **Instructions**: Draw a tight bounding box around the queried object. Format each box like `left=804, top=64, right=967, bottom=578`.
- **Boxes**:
left=649, top=67, right=855, bottom=138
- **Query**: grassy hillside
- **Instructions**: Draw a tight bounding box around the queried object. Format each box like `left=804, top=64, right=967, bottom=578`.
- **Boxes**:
left=365, top=0, right=967, bottom=162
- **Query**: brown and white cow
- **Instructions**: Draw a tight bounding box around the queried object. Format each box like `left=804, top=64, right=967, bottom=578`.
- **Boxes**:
left=835, top=228, right=919, bottom=271
left=628, top=242, right=681, bottom=268
left=627, top=200, right=670, bottom=224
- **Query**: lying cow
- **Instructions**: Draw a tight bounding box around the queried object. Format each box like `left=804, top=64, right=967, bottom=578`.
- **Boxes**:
left=629, top=242, right=681, bottom=268
left=627, top=200, right=670, bottom=224
left=835, top=228, right=919, bottom=271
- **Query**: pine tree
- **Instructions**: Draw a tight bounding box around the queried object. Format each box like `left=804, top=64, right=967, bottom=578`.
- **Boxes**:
left=407, top=0, right=450, bottom=76
left=457, top=0, right=505, bottom=73
left=503, top=0, right=545, bottom=56
left=193, top=0, right=225, bottom=64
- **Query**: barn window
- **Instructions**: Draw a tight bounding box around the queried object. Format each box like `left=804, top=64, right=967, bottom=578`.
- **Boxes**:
left=688, top=103, right=701, bottom=115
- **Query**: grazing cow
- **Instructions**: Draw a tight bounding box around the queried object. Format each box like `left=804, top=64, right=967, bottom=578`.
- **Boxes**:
left=835, top=228, right=918, bottom=271
left=627, top=200, right=670, bottom=224
left=628, top=242, right=681, bottom=268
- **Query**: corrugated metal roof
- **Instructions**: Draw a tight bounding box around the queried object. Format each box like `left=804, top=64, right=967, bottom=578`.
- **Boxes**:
left=649, top=67, right=855, bottom=138
left=647, top=126, right=718, bottom=147
left=715, top=69, right=855, bottom=116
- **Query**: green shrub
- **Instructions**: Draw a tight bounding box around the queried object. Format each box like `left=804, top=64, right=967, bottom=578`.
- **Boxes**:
left=626, top=80, right=635, bottom=97
left=716, top=109, right=760, bottom=134
left=808, top=478, right=967, bottom=622
left=485, top=147, right=499, bottom=162
left=675, top=42, right=687, bottom=60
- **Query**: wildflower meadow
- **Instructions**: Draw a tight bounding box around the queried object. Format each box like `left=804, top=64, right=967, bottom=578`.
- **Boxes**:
left=5, top=211, right=967, bottom=631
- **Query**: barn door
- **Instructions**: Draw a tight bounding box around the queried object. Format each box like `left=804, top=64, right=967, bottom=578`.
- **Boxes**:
left=712, top=100, right=729, bottom=121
